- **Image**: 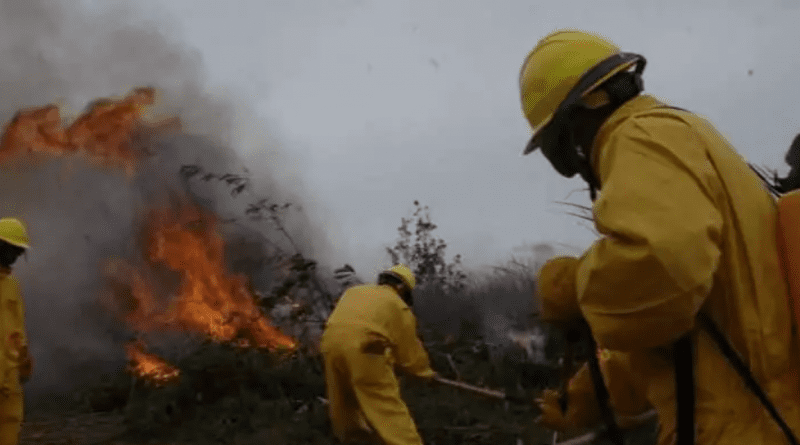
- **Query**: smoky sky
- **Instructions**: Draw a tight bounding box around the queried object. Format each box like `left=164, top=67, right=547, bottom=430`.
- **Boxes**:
left=114, top=0, right=800, bottom=280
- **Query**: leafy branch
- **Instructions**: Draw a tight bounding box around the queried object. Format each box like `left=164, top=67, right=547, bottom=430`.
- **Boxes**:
left=179, top=164, right=335, bottom=317
left=180, top=164, right=300, bottom=255
left=386, top=201, right=468, bottom=294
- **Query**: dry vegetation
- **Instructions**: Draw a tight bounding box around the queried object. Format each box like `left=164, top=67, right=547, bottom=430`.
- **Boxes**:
left=16, top=187, right=659, bottom=445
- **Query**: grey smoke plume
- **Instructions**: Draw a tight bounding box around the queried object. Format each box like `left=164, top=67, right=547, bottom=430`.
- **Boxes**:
left=0, top=0, right=331, bottom=403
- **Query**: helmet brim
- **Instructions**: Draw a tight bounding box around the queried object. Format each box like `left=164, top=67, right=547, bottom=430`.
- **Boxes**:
left=0, top=238, right=28, bottom=249
left=380, top=271, right=413, bottom=291
left=522, top=133, right=542, bottom=156
left=521, top=58, right=640, bottom=157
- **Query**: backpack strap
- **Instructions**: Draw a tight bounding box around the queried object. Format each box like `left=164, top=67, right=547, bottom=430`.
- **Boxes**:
left=697, top=313, right=799, bottom=444
left=674, top=333, right=696, bottom=445
left=675, top=313, right=800, bottom=445
left=586, top=335, right=625, bottom=445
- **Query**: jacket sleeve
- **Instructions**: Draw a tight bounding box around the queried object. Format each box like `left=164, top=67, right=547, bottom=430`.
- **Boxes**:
left=599, top=350, right=652, bottom=427
left=393, top=307, right=436, bottom=378
left=577, top=116, right=724, bottom=350
left=0, top=277, right=30, bottom=388
left=541, top=351, right=653, bottom=431
left=5, top=278, right=26, bottom=355
left=564, top=363, right=603, bottom=429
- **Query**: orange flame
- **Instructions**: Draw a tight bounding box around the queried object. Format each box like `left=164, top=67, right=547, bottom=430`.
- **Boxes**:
left=110, top=204, right=297, bottom=352
left=0, top=87, right=180, bottom=174
left=125, top=340, right=180, bottom=385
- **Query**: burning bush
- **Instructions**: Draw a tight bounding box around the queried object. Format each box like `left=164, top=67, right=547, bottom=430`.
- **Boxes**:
left=0, top=86, right=336, bottom=439
left=103, top=202, right=298, bottom=372
left=0, top=86, right=178, bottom=173
left=124, top=340, right=180, bottom=386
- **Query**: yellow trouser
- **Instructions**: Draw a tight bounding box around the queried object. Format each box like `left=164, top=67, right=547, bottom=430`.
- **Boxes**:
left=321, top=327, right=423, bottom=445
left=0, top=392, right=22, bottom=445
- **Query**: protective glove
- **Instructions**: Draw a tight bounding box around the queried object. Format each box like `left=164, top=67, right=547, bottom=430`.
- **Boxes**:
left=412, top=368, right=438, bottom=380
left=535, top=388, right=575, bottom=432
left=537, top=256, right=582, bottom=327
left=19, top=351, right=32, bottom=384
left=9, top=333, right=31, bottom=384
left=535, top=364, right=602, bottom=432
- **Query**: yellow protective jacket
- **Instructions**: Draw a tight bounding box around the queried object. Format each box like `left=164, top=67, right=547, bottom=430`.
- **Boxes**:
left=0, top=270, right=26, bottom=396
left=576, top=94, right=800, bottom=444
left=320, top=284, right=434, bottom=445
left=324, top=283, right=435, bottom=378
left=538, top=350, right=653, bottom=432
left=0, top=269, right=26, bottom=445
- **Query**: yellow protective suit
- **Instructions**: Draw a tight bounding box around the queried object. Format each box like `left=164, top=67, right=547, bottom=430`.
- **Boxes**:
left=536, top=349, right=652, bottom=432
left=320, top=284, right=435, bottom=445
left=572, top=94, right=800, bottom=444
left=0, top=269, right=28, bottom=445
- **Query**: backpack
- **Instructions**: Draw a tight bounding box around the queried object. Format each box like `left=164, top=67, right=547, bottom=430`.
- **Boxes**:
left=671, top=184, right=800, bottom=445
left=777, top=190, right=800, bottom=348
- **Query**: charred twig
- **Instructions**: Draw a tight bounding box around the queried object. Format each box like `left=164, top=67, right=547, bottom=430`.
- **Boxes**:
left=554, top=201, right=595, bottom=223
left=444, top=424, right=492, bottom=431
left=445, top=353, right=461, bottom=381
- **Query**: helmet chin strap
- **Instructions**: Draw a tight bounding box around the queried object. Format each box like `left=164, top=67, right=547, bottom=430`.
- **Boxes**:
left=576, top=143, right=599, bottom=202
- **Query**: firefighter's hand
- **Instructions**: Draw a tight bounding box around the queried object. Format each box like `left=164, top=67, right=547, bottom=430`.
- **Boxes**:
left=19, top=347, right=32, bottom=384
left=534, top=389, right=573, bottom=432
left=424, top=371, right=442, bottom=389
left=411, top=369, right=438, bottom=384
left=402, top=369, right=438, bottom=389
left=537, top=256, right=583, bottom=327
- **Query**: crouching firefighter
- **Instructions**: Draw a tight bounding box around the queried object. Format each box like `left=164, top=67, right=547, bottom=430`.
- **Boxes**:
left=518, top=29, right=800, bottom=444
left=0, top=219, right=32, bottom=445
left=320, top=264, right=438, bottom=445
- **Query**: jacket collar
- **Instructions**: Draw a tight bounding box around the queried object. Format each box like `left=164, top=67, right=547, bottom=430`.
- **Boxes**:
left=590, top=94, right=669, bottom=170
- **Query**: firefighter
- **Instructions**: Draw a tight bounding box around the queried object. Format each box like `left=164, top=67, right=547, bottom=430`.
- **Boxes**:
left=320, top=264, right=437, bottom=445
left=0, top=218, right=31, bottom=445
left=519, top=29, right=800, bottom=444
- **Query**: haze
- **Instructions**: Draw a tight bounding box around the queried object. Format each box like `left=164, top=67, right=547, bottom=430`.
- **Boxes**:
left=78, top=0, right=800, bottom=278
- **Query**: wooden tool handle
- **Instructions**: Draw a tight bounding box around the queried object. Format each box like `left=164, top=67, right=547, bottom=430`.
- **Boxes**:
left=433, top=376, right=507, bottom=400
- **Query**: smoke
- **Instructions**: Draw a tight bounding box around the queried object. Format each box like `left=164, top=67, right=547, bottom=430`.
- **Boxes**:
left=0, top=0, right=331, bottom=404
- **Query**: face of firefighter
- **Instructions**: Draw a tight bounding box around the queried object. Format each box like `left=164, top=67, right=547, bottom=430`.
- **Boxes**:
left=399, top=285, right=414, bottom=307
left=570, top=105, right=614, bottom=156
left=387, top=282, right=413, bottom=307
left=0, top=242, right=25, bottom=269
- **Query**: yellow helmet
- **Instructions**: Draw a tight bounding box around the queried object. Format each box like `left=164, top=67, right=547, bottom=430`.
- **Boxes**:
left=0, top=218, right=29, bottom=249
left=383, top=264, right=416, bottom=291
left=519, top=29, right=643, bottom=156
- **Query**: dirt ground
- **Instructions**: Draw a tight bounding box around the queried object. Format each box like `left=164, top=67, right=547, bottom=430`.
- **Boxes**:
left=13, top=336, right=657, bottom=445
left=20, top=412, right=127, bottom=445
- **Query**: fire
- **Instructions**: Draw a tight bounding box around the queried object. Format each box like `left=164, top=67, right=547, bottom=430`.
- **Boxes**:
left=0, top=87, right=297, bottom=383
left=110, top=203, right=297, bottom=352
left=125, top=340, right=180, bottom=386
left=0, top=87, right=179, bottom=175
